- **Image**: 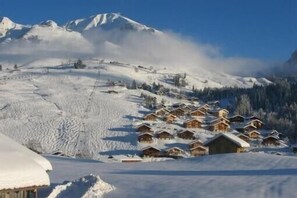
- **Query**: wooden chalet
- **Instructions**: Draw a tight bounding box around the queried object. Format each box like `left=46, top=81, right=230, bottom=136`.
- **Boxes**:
left=190, top=145, right=207, bottom=156
left=190, top=109, right=206, bottom=116
left=262, top=136, right=280, bottom=146
left=210, top=108, right=229, bottom=118
left=143, top=113, right=158, bottom=121
left=236, top=133, right=251, bottom=142
left=170, top=108, right=186, bottom=117
left=197, top=104, right=210, bottom=113
left=189, top=139, right=204, bottom=149
left=155, top=108, right=170, bottom=116
left=235, top=123, right=257, bottom=133
left=245, top=130, right=260, bottom=139
left=270, top=130, right=280, bottom=137
left=164, top=113, right=177, bottom=124
left=177, top=130, right=195, bottom=140
left=183, top=119, right=202, bottom=128
left=204, top=133, right=250, bottom=155
left=138, top=133, right=154, bottom=143
left=165, top=147, right=185, bottom=156
left=136, top=124, right=153, bottom=133
left=142, top=146, right=161, bottom=157
left=156, top=130, right=174, bottom=140
left=228, top=115, right=245, bottom=123
left=247, top=119, right=264, bottom=129
left=209, top=121, right=230, bottom=132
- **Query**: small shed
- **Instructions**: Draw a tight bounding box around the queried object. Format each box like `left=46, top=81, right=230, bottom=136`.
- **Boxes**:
left=165, top=147, right=185, bottom=156
left=177, top=130, right=195, bottom=140
left=156, top=130, right=174, bottom=140
left=183, top=119, right=202, bottom=128
left=190, top=145, right=207, bottom=156
left=142, top=146, right=161, bottom=157
left=189, top=139, right=204, bottom=149
left=262, top=136, right=280, bottom=146
left=228, top=115, right=245, bottom=123
left=136, top=124, right=153, bottom=133
left=143, top=113, right=158, bottom=121
left=138, top=133, right=154, bottom=143
left=204, top=133, right=250, bottom=155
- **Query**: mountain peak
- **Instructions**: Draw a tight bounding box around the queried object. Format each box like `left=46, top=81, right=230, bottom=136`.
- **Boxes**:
left=64, top=12, right=156, bottom=33
left=40, top=20, right=58, bottom=28
left=0, top=16, right=15, bottom=29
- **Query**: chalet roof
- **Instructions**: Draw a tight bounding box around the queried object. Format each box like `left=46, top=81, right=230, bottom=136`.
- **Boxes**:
left=184, top=118, right=202, bottom=124
left=270, top=130, right=279, bottom=135
left=236, top=133, right=251, bottom=139
left=178, top=130, right=195, bottom=135
left=210, top=120, right=229, bottom=126
left=156, top=130, right=173, bottom=135
left=155, top=108, right=170, bottom=113
left=165, top=147, right=185, bottom=152
left=245, top=116, right=261, bottom=121
left=263, top=135, right=279, bottom=140
left=204, top=133, right=250, bottom=148
left=234, top=123, right=257, bottom=129
left=190, top=109, right=206, bottom=114
left=229, top=115, right=245, bottom=119
left=136, top=123, right=152, bottom=129
left=246, top=130, right=261, bottom=135
left=247, top=119, right=264, bottom=124
left=190, top=145, right=207, bottom=151
left=138, top=132, right=154, bottom=137
left=209, top=108, right=229, bottom=113
left=141, top=146, right=161, bottom=151
left=144, top=113, right=158, bottom=117
left=189, top=139, right=203, bottom=145
left=0, top=132, right=51, bottom=190
left=210, top=117, right=230, bottom=124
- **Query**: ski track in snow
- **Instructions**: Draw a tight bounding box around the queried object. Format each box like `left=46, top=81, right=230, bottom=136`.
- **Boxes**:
left=0, top=68, right=139, bottom=157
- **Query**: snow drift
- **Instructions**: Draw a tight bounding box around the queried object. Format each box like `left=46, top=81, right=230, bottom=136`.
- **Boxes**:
left=47, top=174, right=115, bottom=198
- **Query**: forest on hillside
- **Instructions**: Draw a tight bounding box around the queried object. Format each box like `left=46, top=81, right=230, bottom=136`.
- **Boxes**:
left=192, top=77, right=297, bottom=142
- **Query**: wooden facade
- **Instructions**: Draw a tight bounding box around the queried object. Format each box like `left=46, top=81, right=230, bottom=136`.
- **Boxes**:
left=142, top=146, right=161, bottom=157
left=228, top=115, right=245, bottom=123
left=165, top=147, right=185, bottom=156
left=262, top=136, right=280, bottom=146
left=248, top=119, right=264, bottom=129
left=189, top=139, right=204, bottom=149
left=211, top=109, right=229, bottom=118
left=183, top=119, right=202, bottom=128
left=177, top=130, right=195, bottom=140
left=138, top=133, right=154, bottom=143
left=205, top=135, right=248, bottom=155
left=136, top=124, right=153, bottom=133
left=0, top=188, right=39, bottom=198
left=190, top=146, right=207, bottom=156
left=143, top=113, right=158, bottom=121
left=190, top=109, right=206, bottom=116
left=246, top=130, right=260, bottom=139
left=237, top=134, right=251, bottom=142
left=164, top=114, right=177, bottom=124
left=170, top=108, right=186, bottom=117
left=235, top=124, right=257, bottom=133
left=155, top=108, right=169, bottom=116
left=209, top=121, right=229, bottom=132
left=156, top=131, right=174, bottom=140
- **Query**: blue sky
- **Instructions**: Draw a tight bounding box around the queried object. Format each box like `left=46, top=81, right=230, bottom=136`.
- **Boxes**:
left=0, top=0, right=296, bottom=61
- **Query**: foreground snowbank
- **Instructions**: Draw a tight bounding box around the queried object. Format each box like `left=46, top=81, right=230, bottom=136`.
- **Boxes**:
left=47, top=174, right=115, bottom=198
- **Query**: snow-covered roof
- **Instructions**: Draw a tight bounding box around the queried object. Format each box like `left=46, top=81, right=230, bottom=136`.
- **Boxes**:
left=141, top=146, right=161, bottom=151
left=205, top=133, right=250, bottom=148
left=0, top=132, right=51, bottom=190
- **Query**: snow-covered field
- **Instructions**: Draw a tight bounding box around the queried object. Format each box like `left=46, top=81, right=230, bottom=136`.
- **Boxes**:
left=42, top=153, right=297, bottom=198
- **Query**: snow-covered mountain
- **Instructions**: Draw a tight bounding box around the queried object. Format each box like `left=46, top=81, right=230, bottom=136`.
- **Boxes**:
left=64, top=13, right=157, bottom=33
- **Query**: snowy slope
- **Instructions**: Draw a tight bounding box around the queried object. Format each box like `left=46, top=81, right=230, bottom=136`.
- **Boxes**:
left=43, top=153, right=297, bottom=198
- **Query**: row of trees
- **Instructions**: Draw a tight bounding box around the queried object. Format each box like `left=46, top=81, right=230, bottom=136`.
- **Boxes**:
left=192, top=77, right=297, bottom=142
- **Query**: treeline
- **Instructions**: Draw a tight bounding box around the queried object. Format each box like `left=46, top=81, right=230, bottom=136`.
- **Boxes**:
left=192, top=77, right=297, bottom=142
